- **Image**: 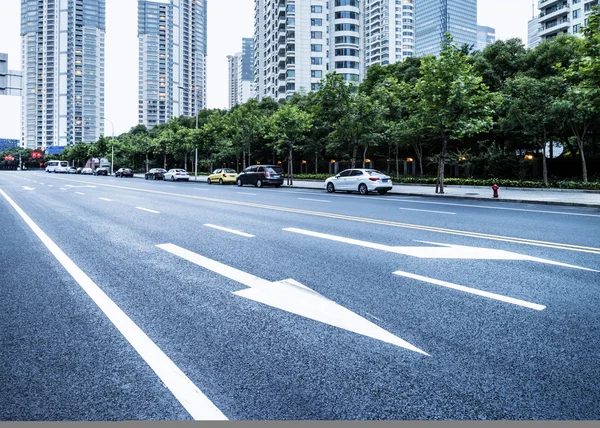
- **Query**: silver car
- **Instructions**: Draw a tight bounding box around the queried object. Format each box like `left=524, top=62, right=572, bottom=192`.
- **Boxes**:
left=164, top=168, right=190, bottom=182
left=325, top=169, right=393, bottom=195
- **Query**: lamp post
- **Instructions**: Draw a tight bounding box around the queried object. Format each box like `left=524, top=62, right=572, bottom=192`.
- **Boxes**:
left=178, top=85, right=200, bottom=180
left=102, top=116, right=115, bottom=175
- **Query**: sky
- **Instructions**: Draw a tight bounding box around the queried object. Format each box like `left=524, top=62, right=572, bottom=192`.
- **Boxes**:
left=0, top=0, right=532, bottom=140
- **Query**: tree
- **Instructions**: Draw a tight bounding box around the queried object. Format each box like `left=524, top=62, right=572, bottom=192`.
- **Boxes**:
left=503, top=76, right=565, bottom=186
left=411, top=34, right=499, bottom=193
left=266, top=104, right=313, bottom=185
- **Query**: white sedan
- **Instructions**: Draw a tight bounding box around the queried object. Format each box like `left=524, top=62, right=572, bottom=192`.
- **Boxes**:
left=164, top=169, right=190, bottom=182
left=325, top=169, right=393, bottom=195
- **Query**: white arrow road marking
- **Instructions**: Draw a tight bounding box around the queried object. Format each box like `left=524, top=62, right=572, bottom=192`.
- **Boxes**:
left=204, top=224, right=255, bottom=238
left=0, top=189, right=227, bottom=421
left=22, top=186, right=35, bottom=191
left=283, top=228, right=599, bottom=272
left=157, top=243, right=428, bottom=356
left=394, top=271, right=546, bottom=311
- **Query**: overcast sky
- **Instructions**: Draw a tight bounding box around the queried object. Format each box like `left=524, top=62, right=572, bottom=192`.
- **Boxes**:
left=0, top=0, right=532, bottom=139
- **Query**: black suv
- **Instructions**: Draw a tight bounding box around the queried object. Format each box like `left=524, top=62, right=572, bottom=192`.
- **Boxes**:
left=145, top=168, right=167, bottom=180
left=236, top=165, right=284, bottom=188
left=115, top=168, right=133, bottom=178
left=94, top=167, right=108, bottom=176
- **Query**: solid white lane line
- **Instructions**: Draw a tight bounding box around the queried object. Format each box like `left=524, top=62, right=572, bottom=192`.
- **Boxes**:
left=0, top=188, right=227, bottom=420
left=236, top=192, right=257, bottom=196
left=298, top=198, right=330, bottom=203
left=75, top=192, right=85, bottom=195
left=393, top=270, right=546, bottom=311
left=399, top=207, right=456, bottom=215
left=99, top=198, right=113, bottom=202
left=203, top=224, right=255, bottom=238
left=136, top=206, right=160, bottom=214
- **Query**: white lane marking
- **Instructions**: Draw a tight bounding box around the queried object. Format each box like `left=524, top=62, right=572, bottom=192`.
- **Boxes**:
left=99, top=198, right=113, bottom=202
left=0, top=189, right=227, bottom=420
left=23, top=186, right=35, bottom=191
left=66, top=185, right=97, bottom=188
left=298, top=198, right=330, bottom=203
left=399, top=207, right=456, bottom=215
left=236, top=192, right=257, bottom=196
left=393, top=270, right=546, bottom=311
left=396, top=199, right=600, bottom=218
left=283, top=228, right=599, bottom=272
left=60, top=188, right=67, bottom=191
left=158, top=243, right=428, bottom=355
left=136, top=206, right=160, bottom=214
left=75, top=192, right=85, bottom=195
left=203, top=224, right=255, bottom=238
left=48, top=185, right=54, bottom=188
left=40, top=182, right=45, bottom=185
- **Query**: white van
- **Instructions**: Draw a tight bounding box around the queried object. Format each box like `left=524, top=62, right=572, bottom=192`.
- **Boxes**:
left=45, top=160, right=70, bottom=173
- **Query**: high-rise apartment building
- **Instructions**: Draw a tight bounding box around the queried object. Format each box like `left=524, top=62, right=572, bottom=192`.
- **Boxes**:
left=476, top=25, right=496, bottom=51
left=528, top=16, right=541, bottom=49
left=227, top=38, right=254, bottom=109
left=414, top=0, right=478, bottom=57
left=0, top=53, right=23, bottom=96
left=138, top=0, right=207, bottom=129
left=253, top=0, right=363, bottom=102
left=20, top=0, right=105, bottom=149
left=537, top=0, right=598, bottom=43
left=364, top=0, right=415, bottom=70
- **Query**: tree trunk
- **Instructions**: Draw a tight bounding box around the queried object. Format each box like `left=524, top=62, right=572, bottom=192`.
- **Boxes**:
left=145, top=153, right=149, bottom=173
left=362, top=145, right=368, bottom=169
left=395, top=141, right=399, bottom=177
left=315, top=152, right=318, bottom=174
left=288, top=146, right=294, bottom=186
left=437, top=135, right=448, bottom=194
left=184, top=152, right=187, bottom=171
left=242, top=150, right=246, bottom=170
left=351, top=144, right=358, bottom=169
left=541, top=127, right=548, bottom=186
left=164, top=153, right=167, bottom=170
left=579, top=139, right=588, bottom=183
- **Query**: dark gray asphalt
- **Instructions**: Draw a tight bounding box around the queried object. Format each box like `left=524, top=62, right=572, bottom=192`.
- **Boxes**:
left=1, top=171, right=599, bottom=421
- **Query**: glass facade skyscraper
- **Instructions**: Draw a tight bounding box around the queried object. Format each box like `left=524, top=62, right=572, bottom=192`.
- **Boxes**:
left=21, top=0, right=106, bottom=149
left=228, top=38, right=254, bottom=109
left=414, top=0, right=477, bottom=57
left=138, top=0, right=207, bottom=129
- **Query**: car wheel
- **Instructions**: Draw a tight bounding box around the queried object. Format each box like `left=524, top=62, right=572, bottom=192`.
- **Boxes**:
left=377, top=190, right=388, bottom=195
left=326, top=182, right=335, bottom=193
left=153, top=175, right=156, bottom=180
left=256, top=179, right=263, bottom=188
left=274, top=184, right=281, bottom=188
left=219, top=179, right=223, bottom=185
left=207, top=178, right=211, bottom=184
left=145, top=175, right=148, bottom=180
left=237, top=178, right=243, bottom=187
left=359, top=183, right=368, bottom=195
left=171, top=176, right=175, bottom=182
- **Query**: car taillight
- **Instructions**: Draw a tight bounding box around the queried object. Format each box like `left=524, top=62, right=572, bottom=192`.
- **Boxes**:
left=369, top=177, right=379, bottom=182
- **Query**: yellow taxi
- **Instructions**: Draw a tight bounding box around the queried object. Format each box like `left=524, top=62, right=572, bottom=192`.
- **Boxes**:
left=207, top=168, right=238, bottom=184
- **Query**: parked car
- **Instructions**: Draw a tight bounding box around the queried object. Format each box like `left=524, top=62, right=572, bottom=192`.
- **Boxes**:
left=94, top=167, right=109, bottom=176
left=236, top=165, right=284, bottom=188
left=67, top=166, right=78, bottom=174
left=115, top=168, right=133, bottom=178
left=207, top=168, right=237, bottom=185
left=325, top=169, right=393, bottom=195
left=81, top=167, right=93, bottom=175
left=164, top=168, right=190, bottom=182
left=76, top=167, right=82, bottom=174
left=145, top=168, right=167, bottom=180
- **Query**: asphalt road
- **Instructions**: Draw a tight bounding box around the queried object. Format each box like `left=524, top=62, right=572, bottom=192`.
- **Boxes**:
left=1, top=171, right=599, bottom=421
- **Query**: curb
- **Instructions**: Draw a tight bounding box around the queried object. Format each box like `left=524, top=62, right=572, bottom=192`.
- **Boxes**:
left=131, top=174, right=600, bottom=208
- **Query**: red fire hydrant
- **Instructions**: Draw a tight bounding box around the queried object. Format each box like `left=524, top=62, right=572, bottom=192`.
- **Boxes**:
left=492, top=183, right=499, bottom=198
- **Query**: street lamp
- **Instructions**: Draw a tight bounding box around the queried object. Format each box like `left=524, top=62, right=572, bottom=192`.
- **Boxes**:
left=101, top=116, right=115, bottom=175
left=178, top=85, right=200, bottom=180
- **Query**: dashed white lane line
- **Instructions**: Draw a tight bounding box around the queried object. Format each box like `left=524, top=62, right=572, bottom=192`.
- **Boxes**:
left=99, top=198, right=113, bottom=202
left=236, top=192, right=257, bottom=196
left=393, top=270, right=546, bottom=311
left=136, top=206, right=160, bottom=214
left=203, top=224, right=255, bottom=238
left=75, top=192, right=85, bottom=195
left=60, top=188, right=67, bottom=191
left=48, top=185, right=54, bottom=188
left=0, top=188, right=227, bottom=420
left=399, top=207, right=456, bottom=215
left=298, top=198, right=330, bottom=203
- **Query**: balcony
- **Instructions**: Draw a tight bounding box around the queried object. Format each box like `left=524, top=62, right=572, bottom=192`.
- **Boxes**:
left=539, top=17, right=570, bottom=37
left=539, top=4, right=570, bottom=22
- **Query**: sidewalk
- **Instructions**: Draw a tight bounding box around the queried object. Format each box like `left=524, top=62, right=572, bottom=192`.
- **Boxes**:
left=133, top=174, right=600, bottom=208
